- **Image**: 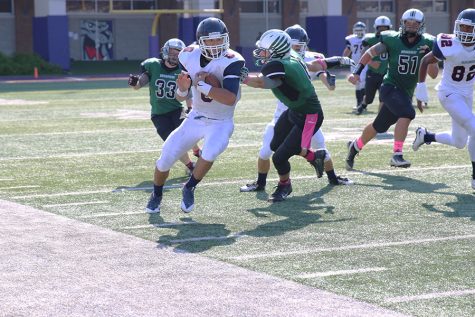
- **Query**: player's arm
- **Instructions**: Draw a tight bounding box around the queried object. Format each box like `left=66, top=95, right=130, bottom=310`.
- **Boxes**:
left=243, top=60, right=284, bottom=89
left=306, top=56, right=355, bottom=72
left=315, top=71, right=335, bottom=91
left=342, top=40, right=352, bottom=57
left=362, top=38, right=381, bottom=69
left=129, top=62, right=151, bottom=90
left=348, top=42, right=387, bottom=84
left=196, top=60, right=244, bottom=106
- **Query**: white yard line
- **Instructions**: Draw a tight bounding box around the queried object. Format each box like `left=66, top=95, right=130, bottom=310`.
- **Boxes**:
left=11, top=164, right=472, bottom=199
left=0, top=178, right=14, bottom=181
left=169, top=232, right=246, bottom=244
left=0, top=185, right=40, bottom=190
left=385, top=289, right=475, bottom=303
left=80, top=211, right=145, bottom=218
left=231, top=234, right=475, bottom=260
left=43, top=201, right=109, bottom=207
left=296, top=267, right=388, bottom=278
left=121, top=221, right=198, bottom=229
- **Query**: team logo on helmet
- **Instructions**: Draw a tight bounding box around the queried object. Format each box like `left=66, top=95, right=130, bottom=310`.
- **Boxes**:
left=253, top=29, right=291, bottom=66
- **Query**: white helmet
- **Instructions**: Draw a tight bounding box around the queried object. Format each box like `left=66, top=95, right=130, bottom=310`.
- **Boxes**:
left=400, top=9, right=425, bottom=36
left=253, top=29, right=291, bottom=66
left=374, top=16, right=392, bottom=32
left=161, top=38, right=185, bottom=62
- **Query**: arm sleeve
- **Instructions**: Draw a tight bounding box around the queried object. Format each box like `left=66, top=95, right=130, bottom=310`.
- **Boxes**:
left=222, top=60, right=245, bottom=95
left=261, top=60, right=285, bottom=79
left=345, top=39, right=351, bottom=49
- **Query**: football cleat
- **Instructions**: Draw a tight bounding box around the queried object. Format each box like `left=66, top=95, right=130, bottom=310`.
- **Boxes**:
left=268, top=183, right=293, bottom=203
left=356, top=104, right=367, bottom=115
left=346, top=140, right=359, bottom=170
left=240, top=181, right=265, bottom=192
left=181, top=186, right=195, bottom=213
left=145, top=192, right=162, bottom=213
left=308, top=149, right=326, bottom=178
left=412, top=127, right=428, bottom=151
left=390, top=153, right=411, bottom=168
left=330, top=176, right=354, bottom=185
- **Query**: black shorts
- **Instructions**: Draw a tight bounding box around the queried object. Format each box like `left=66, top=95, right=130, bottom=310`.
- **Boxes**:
left=151, top=107, right=185, bottom=141
left=364, top=69, right=384, bottom=105
left=373, top=84, right=415, bottom=133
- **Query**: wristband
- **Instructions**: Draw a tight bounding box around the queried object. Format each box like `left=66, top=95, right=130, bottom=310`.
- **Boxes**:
left=353, top=63, right=365, bottom=75
left=176, top=88, right=188, bottom=97
left=196, top=81, right=212, bottom=96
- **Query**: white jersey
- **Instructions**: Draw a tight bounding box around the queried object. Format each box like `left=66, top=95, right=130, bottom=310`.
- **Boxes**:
left=179, top=45, right=244, bottom=120
left=434, top=33, right=475, bottom=97
left=345, top=34, right=365, bottom=65
left=273, top=51, right=325, bottom=119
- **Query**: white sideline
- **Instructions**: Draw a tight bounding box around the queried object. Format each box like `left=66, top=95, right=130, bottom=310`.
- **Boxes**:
left=0, top=185, right=40, bottom=190
left=296, top=267, right=388, bottom=278
left=385, top=289, right=475, bottom=303
left=231, top=234, right=475, bottom=260
left=10, top=163, right=472, bottom=199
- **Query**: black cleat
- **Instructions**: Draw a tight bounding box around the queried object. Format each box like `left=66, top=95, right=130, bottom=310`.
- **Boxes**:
left=145, top=192, right=162, bottom=213
left=346, top=140, right=359, bottom=170
left=356, top=104, right=367, bottom=115
left=390, top=153, right=411, bottom=168
left=308, top=149, right=326, bottom=178
left=329, top=176, right=354, bottom=185
left=268, top=183, right=293, bottom=202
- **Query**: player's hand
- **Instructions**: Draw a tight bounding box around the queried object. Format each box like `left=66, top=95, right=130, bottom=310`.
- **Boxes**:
left=194, top=71, right=209, bottom=85
left=327, top=72, right=336, bottom=90
left=239, top=66, right=249, bottom=83
left=415, top=82, right=429, bottom=103
left=416, top=100, right=425, bottom=113
left=347, top=74, right=360, bottom=85
left=177, top=71, right=192, bottom=91
left=128, top=74, right=139, bottom=87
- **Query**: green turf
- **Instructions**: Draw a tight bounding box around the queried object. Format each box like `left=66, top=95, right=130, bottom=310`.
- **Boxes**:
left=0, top=76, right=474, bottom=317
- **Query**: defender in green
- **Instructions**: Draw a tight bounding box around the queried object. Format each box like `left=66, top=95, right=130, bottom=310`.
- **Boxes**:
left=347, top=8, right=438, bottom=170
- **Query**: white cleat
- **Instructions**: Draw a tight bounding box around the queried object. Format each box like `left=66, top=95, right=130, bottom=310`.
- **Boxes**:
left=412, top=127, right=427, bottom=151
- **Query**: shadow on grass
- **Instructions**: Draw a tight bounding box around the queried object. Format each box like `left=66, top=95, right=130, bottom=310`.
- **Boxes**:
left=113, top=176, right=189, bottom=193
left=357, top=171, right=474, bottom=220
left=242, top=184, right=355, bottom=238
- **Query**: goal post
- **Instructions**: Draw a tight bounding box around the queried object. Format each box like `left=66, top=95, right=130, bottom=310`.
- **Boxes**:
left=108, top=0, right=224, bottom=57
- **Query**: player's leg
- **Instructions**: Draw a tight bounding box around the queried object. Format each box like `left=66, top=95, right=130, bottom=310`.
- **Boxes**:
left=146, top=118, right=203, bottom=213
left=357, top=70, right=382, bottom=115
left=180, top=119, right=234, bottom=212
left=295, top=111, right=326, bottom=177
left=311, top=130, right=353, bottom=185
left=240, top=119, right=275, bottom=192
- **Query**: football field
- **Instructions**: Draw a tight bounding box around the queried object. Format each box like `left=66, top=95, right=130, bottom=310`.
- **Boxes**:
left=0, top=76, right=474, bottom=316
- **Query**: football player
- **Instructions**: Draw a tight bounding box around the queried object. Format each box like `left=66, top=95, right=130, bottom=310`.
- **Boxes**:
left=145, top=17, right=245, bottom=213
left=413, top=8, right=475, bottom=189
left=240, top=25, right=352, bottom=194
left=128, top=38, right=199, bottom=176
left=347, top=9, right=438, bottom=170
left=343, top=22, right=367, bottom=111
left=356, top=16, right=392, bottom=115
left=242, top=29, right=354, bottom=202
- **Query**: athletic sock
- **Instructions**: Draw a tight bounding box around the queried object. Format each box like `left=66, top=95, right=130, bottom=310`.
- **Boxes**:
left=472, top=161, right=475, bottom=179
left=257, top=172, right=267, bottom=187
left=393, top=140, right=404, bottom=153
left=185, top=162, right=194, bottom=170
left=326, top=169, right=338, bottom=183
left=278, top=178, right=291, bottom=186
left=305, top=150, right=315, bottom=162
left=425, top=132, right=436, bottom=143
left=185, top=174, right=201, bottom=189
left=153, top=184, right=163, bottom=196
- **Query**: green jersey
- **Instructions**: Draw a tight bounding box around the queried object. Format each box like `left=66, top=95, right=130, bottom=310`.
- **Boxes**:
left=140, top=58, right=183, bottom=115
left=363, top=32, right=389, bottom=75
left=261, top=51, right=321, bottom=114
left=380, top=30, right=434, bottom=97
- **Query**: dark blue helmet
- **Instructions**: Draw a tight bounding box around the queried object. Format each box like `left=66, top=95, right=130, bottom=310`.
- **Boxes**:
left=455, top=8, right=475, bottom=44
left=284, top=24, right=309, bottom=56
left=353, top=21, right=366, bottom=38
left=196, top=17, right=229, bottom=60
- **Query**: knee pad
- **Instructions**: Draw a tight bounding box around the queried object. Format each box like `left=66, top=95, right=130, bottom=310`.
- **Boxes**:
left=156, top=155, right=174, bottom=172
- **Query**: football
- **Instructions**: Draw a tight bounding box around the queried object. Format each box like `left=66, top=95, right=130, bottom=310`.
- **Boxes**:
left=204, top=74, right=221, bottom=88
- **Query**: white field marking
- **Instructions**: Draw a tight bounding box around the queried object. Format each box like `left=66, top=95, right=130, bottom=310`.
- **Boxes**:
left=121, top=221, right=198, bottom=229
left=296, top=267, right=388, bottom=278
left=11, top=164, right=472, bottom=199
left=79, top=211, right=146, bottom=218
left=0, top=143, right=262, bottom=162
left=42, top=201, right=109, bottom=207
left=0, top=98, right=48, bottom=105
left=169, top=232, right=246, bottom=244
left=385, top=289, right=475, bottom=303
left=0, top=185, right=40, bottom=190
left=112, top=184, right=182, bottom=193
left=0, top=128, right=150, bottom=137
left=231, top=234, right=475, bottom=260
left=0, top=178, right=14, bottom=181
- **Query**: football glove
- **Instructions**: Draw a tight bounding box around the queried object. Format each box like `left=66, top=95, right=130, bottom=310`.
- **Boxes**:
left=415, top=82, right=429, bottom=103
left=339, top=57, right=356, bottom=67
left=327, top=72, right=336, bottom=87
left=239, top=66, right=249, bottom=83
left=128, top=74, right=139, bottom=87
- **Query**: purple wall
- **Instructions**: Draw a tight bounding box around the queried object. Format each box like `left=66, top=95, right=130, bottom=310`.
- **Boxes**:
left=306, top=16, right=348, bottom=57
left=33, top=15, right=70, bottom=70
